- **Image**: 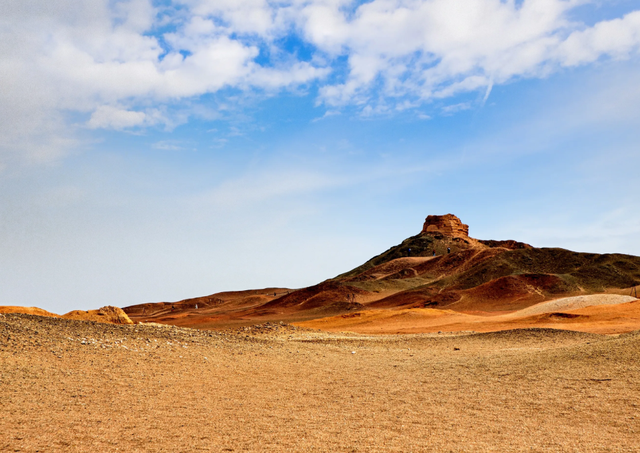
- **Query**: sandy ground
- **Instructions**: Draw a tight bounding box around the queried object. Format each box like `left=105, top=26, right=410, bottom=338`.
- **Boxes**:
left=296, top=296, right=640, bottom=335
left=515, top=295, right=639, bottom=316
left=2, top=313, right=639, bottom=452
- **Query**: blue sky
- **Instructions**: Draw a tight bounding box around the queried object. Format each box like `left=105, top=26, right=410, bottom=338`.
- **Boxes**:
left=1, top=0, right=640, bottom=314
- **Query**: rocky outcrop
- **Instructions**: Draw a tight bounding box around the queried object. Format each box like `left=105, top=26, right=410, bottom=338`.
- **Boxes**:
left=421, top=214, right=469, bottom=238
left=62, top=306, right=133, bottom=324
left=97, top=306, right=134, bottom=324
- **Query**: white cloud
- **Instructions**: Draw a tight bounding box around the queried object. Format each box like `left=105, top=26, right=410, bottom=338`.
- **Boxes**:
left=312, top=109, right=342, bottom=122
left=556, top=10, right=640, bottom=66
left=87, top=106, right=148, bottom=129
left=1, top=0, right=640, bottom=164
left=309, top=0, right=640, bottom=106
left=441, top=102, right=472, bottom=115
left=177, top=0, right=279, bottom=36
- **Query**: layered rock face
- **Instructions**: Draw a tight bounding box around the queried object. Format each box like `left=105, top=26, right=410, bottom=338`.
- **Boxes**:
left=421, top=214, right=469, bottom=238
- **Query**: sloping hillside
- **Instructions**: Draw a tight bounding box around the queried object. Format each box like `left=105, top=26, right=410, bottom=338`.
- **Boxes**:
left=124, top=214, right=640, bottom=330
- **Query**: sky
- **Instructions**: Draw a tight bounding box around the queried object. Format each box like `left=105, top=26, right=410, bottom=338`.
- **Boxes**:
left=1, top=0, right=640, bottom=314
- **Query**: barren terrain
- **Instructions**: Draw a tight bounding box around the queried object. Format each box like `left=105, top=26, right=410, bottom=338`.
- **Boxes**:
left=2, top=313, right=639, bottom=452
left=4, top=215, right=640, bottom=451
left=122, top=215, right=640, bottom=333
left=296, top=295, right=640, bottom=335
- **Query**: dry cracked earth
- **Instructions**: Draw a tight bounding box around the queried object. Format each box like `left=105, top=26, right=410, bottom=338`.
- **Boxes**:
left=1, top=313, right=639, bottom=452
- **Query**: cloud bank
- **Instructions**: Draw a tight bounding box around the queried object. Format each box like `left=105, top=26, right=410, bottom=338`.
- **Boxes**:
left=1, top=0, right=639, bottom=162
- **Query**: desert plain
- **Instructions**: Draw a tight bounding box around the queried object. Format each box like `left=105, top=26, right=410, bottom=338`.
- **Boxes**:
left=3, top=214, right=640, bottom=451
left=2, top=312, right=640, bottom=452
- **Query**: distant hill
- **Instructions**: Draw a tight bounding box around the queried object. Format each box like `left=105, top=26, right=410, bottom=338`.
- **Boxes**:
left=0, top=305, right=133, bottom=324
left=124, top=214, right=640, bottom=329
left=263, top=214, right=640, bottom=314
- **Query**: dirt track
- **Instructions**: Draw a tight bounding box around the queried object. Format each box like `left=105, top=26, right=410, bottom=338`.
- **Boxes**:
left=2, top=313, right=639, bottom=452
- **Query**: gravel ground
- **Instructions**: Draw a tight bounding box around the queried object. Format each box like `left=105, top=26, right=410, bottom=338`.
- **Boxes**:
left=1, top=313, right=639, bottom=452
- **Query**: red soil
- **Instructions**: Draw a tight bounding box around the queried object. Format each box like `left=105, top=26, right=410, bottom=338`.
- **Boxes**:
left=294, top=296, right=640, bottom=335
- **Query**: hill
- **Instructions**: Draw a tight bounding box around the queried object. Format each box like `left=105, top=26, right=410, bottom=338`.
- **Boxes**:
left=124, top=214, right=640, bottom=333
left=0, top=305, right=133, bottom=325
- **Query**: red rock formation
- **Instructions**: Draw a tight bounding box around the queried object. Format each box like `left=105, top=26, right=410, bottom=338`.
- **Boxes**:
left=421, top=214, right=469, bottom=238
